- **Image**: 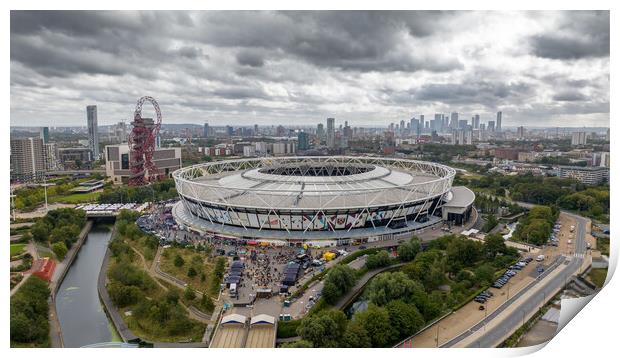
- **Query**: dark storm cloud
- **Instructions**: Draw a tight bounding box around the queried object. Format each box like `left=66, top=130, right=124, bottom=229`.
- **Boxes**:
left=211, top=86, right=270, bottom=100
left=236, top=50, right=265, bottom=67
left=414, top=81, right=533, bottom=107
left=9, top=10, right=610, bottom=127
left=195, top=11, right=463, bottom=73
left=552, top=91, right=587, bottom=102
left=529, top=11, right=609, bottom=59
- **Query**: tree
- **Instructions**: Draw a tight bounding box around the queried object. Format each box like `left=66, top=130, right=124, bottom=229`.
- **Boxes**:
left=21, top=232, right=33, bottom=242
left=366, top=250, right=391, bottom=269
left=174, top=254, right=185, bottom=267
left=352, top=304, right=391, bottom=347
left=367, top=271, right=424, bottom=306
left=187, top=267, right=197, bottom=278
left=281, top=340, right=314, bottom=348
left=10, top=276, right=50, bottom=345
left=297, top=311, right=342, bottom=347
left=30, top=221, right=50, bottom=242
left=321, top=281, right=340, bottom=305
left=484, top=233, right=506, bottom=259
left=386, top=300, right=425, bottom=341
left=341, top=322, right=372, bottom=348
left=51, top=241, right=68, bottom=260
left=397, top=237, right=421, bottom=262
left=321, top=265, right=356, bottom=304
left=474, top=263, right=495, bottom=286
left=108, top=282, right=142, bottom=307
left=184, top=286, right=196, bottom=301
left=200, top=292, right=215, bottom=312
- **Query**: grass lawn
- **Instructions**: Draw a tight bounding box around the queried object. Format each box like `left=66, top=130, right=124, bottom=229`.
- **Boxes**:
left=588, top=268, right=608, bottom=288
left=49, top=191, right=101, bottom=204
left=10, top=244, right=27, bottom=256
left=159, top=247, right=215, bottom=295
left=596, top=237, right=610, bottom=257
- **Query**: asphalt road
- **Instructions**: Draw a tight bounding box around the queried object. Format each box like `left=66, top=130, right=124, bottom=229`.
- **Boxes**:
left=442, top=212, right=588, bottom=348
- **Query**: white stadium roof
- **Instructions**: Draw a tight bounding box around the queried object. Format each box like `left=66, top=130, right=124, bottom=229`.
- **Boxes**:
left=221, top=314, right=247, bottom=325
left=174, top=157, right=455, bottom=210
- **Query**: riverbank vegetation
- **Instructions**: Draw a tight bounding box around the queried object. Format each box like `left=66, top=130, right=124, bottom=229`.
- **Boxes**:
left=115, top=210, right=159, bottom=266
left=10, top=276, right=51, bottom=347
left=107, top=220, right=206, bottom=343
left=292, top=234, right=519, bottom=347
left=27, top=208, right=87, bottom=260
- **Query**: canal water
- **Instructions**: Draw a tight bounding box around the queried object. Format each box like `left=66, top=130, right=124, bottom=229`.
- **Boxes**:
left=55, top=225, right=119, bottom=347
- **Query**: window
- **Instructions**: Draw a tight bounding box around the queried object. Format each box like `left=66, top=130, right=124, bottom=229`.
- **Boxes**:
left=121, top=153, right=129, bottom=169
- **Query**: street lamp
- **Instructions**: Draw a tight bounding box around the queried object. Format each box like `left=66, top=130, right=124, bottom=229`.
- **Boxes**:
left=10, top=185, right=16, bottom=222
left=41, top=175, right=53, bottom=212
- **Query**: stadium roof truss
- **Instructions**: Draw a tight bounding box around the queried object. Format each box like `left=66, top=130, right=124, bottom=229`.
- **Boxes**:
left=173, top=156, right=455, bottom=233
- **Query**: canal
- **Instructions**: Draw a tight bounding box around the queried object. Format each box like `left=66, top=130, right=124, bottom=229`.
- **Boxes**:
left=55, top=225, right=119, bottom=347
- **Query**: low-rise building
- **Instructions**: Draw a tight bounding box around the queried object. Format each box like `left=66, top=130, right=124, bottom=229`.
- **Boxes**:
left=104, top=144, right=181, bottom=184
left=557, top=165, right=609, bottom=185
left=58, top=147, right=93, bottom=169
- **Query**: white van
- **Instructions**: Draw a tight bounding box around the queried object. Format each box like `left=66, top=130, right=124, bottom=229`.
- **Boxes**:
left=230, top=283, right=237, bottom=295
left=536, top=255, right=545, bottom=262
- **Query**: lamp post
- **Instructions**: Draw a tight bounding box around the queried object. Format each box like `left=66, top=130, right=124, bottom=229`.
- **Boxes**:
left=41, top=175, right=52, bottom=212
left=10, top=186, right=16, bottom=222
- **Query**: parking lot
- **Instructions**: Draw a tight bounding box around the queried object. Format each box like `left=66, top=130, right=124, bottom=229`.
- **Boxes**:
left=405, top=213, right=574, bottom=347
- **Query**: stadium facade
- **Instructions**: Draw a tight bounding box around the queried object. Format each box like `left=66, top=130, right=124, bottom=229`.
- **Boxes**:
left=172, top=156, right=474, bottom=246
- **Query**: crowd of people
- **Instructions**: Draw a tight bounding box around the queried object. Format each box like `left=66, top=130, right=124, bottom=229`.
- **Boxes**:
left=245, top=246, right=300, bottom=290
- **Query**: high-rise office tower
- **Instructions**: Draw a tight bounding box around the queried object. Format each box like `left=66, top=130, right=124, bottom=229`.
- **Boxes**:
left=450, top=112, right=458, bottom=129
left=517, top=126, right=525, bottom=139
left=326, top=117, right=336, bottom=148
left=473, top=115, right=480, bottom=129
left=316, top=123, right=325, bottom=141
left=433, top=114, right=442, bottom=133
left=39, top=127, right=50, bottom=144
left=487, top=121, right=495, bottom=132
left=496, top=111, right=502, bottom=132
left=298, top=131, right=310, bottom=150
left=86, top=105, right=100, bottom=160
left=203, top=123, right=210, bottom=138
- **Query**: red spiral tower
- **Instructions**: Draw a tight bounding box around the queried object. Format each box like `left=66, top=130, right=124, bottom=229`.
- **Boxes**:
left=128, top=96, right=162, bottom=186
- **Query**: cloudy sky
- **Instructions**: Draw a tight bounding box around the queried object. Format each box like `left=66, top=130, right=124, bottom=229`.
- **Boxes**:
left=10, top=10, right=609, bottom=128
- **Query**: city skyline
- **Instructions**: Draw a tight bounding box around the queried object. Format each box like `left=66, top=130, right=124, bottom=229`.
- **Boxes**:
left=10, top=11, right=610, bottom=127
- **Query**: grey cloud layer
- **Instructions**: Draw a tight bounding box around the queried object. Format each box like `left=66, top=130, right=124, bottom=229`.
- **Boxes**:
left=10, top=10, right=610, bottom=127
